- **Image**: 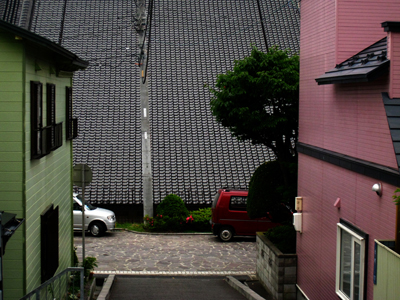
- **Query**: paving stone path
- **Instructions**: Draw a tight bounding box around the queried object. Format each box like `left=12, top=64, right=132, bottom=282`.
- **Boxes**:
left=74, top=230, right=257, bottom=276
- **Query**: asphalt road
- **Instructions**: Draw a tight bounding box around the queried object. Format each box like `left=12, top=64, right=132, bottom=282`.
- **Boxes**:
left=108, top=276, right=248, bottom=300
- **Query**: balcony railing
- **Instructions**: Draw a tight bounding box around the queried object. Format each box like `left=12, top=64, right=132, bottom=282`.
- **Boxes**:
left=31, top=123, right=63, bottom=159
left=66, top=118, right=78, bottom=140
left=373, top=240, right=400, bottom=299
left=20, top=267, right=84, bottom=300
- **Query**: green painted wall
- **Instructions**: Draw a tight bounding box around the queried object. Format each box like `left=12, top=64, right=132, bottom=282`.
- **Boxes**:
left=0, top=29, right=75, bottom=299
left=24, top=50, right=74, bottom=294
left=0, top=30, right=25, bottom=300
left=374, top=240, right=400, bottom=300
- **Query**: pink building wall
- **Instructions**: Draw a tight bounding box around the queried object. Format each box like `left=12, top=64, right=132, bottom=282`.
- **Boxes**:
left=297, top=156, right=396, bottom=299
left=388, top=31, right=400, bottom=98
left=298, top=0, right=400, bottom=299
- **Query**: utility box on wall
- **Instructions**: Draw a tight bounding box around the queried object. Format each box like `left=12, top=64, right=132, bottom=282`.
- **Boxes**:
left=295, top=197, right=303, bottom=211
left=293, top=213, right=302, bottom=233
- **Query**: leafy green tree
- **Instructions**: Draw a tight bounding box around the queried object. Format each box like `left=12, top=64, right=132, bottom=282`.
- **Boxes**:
left=209, top=47, right=299, bottom=217
left=209, top=46, right=299, bottom=163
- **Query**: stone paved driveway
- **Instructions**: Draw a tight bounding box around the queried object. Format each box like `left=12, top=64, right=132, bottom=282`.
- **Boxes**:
left=74, top=230, right=257, bottom=276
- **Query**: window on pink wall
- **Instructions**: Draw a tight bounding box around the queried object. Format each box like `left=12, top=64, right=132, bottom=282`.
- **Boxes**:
left=336, top=221, right=367, bottom=300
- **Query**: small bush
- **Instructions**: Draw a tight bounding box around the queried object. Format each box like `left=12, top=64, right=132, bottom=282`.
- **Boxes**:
left=157, top=194, right=189, bottom=218
left=264, top=225, right=296, bottom=254
left=144, top=214, right=185, bottom=231
left=82, top=257, right=98, bottom=281
left=187, top=208, right=212, bottom=232
left=143, top=194, right=189, bottom=231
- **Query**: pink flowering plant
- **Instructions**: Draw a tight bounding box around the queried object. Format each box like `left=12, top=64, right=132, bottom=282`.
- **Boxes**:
left=186, top=215, right=194, bottom=223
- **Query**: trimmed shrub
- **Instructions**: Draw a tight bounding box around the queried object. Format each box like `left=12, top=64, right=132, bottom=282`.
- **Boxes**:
left=187, top=208, right=212, bottom=232
left=143, top=194, right=189, bottom=231
left=156, top=194, right=189, bottom=218
left=247, top=160, right=297, bottom=219
left=264, top=224, right=296, bottom=254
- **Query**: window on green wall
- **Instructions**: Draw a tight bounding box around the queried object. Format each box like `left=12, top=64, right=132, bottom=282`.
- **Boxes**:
left=46, top=83, right=62, bottom=151
left=30, top=81, right=45, bottom=159
left=66, top=86, right=78, bottom=140
left=30, top=81, right=63, bottom=159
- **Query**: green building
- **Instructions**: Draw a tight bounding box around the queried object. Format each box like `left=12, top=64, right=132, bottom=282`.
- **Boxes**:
left=0, top=20, right=88, bottom=299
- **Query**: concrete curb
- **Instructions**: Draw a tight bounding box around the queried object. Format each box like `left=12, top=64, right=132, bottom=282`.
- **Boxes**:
left=97, top=274, right=115, bottom=300
left=94, top=270, right=255, bottom=276
left=226, top=276, right=266, bottom=300
left=113, top=228, right=212, bottom=235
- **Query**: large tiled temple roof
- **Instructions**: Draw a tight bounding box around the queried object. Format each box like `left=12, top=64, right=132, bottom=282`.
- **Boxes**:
left=2, top=0, right=300, bottom=205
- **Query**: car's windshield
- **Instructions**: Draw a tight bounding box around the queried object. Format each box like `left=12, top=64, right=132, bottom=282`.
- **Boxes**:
left=75, top=194, right=97, bottom=210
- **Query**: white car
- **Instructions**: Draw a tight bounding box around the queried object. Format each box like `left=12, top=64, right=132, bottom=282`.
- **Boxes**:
left=73, top=193, right=116, bottom=237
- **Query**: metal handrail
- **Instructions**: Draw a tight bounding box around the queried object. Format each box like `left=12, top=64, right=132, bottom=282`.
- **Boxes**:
left=20, top=267, right=84, bottom=300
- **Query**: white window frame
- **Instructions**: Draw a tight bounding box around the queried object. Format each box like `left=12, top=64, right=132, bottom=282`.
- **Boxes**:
left=336, top=222, right=366, bottom=300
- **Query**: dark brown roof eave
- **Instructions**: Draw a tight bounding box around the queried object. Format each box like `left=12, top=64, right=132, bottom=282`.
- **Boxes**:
left=0, top=19, right=89, bottom=70
left=316, top=61, right=390, bottom=85
left=315, top=37, right=388, bottom=85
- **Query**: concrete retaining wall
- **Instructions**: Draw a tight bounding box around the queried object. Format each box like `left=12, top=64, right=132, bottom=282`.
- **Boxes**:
left=256, top=232, right=297, bottom=300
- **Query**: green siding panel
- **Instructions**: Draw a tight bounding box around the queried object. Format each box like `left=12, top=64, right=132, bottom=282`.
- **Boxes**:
left=0, top=112, right=22, bottom=122
left=0, top=131, right=23, bottom=142
left=0, top=152, right=23, bottom=162
left=0, top=81, right=23, bottom=92
left=0, top=122, right=23, bottom=132
left=0, top=182, right=23, bottom=192
left=0, top=41, right=24, bottom=52
left=0, top=172, right=23, bottom=182
left=0, top=101, right=23, bottom=112
left=0, top=91, right=24, bottom=102
left=374, top=240, right=400, bottom=300
left=0, top=162, right=23, bottom=171
left=0, top=142, right=22, bottom=152
left=0, top=191, right=23, bottom=200
left=0, top=51, right=24, bottom=62
left=0, top=62, right=23, bottom=72
left=0, top=72, right=23, bottom=82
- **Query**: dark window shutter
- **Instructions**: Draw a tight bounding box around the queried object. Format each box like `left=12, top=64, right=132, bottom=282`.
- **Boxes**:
left=31, top=81, right=43, bottom=159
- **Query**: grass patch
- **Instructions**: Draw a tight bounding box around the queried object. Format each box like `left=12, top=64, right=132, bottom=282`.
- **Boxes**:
left=116, top=222, right=146, bottom=232
left=116, top=222, right=211, bottom=233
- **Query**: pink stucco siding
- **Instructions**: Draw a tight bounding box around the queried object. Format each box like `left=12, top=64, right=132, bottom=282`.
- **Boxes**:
left=298, top=0, right=400, bottom=299
left=388, top=31, right=400, bottom=98
left=300, top=0, right=399, bottom=169
left=335, top=0, right=400, bottom=63
left=297, top=155, right=396, bottom=300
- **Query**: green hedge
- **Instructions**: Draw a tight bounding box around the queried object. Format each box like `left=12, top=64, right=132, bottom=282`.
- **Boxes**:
left=143, top=194, right=212, bottom=232
left=186, top=208, right=212, bottom=232
left=264, top=225, right=296, bottom=254
left=247, top=160, right=297, bottom=219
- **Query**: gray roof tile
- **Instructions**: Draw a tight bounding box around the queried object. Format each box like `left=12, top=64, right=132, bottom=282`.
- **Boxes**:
left=3, top=0, right=300, bottom=205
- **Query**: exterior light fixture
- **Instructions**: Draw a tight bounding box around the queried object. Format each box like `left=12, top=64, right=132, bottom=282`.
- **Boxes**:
left=372, top=183, right=382, bottom=196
